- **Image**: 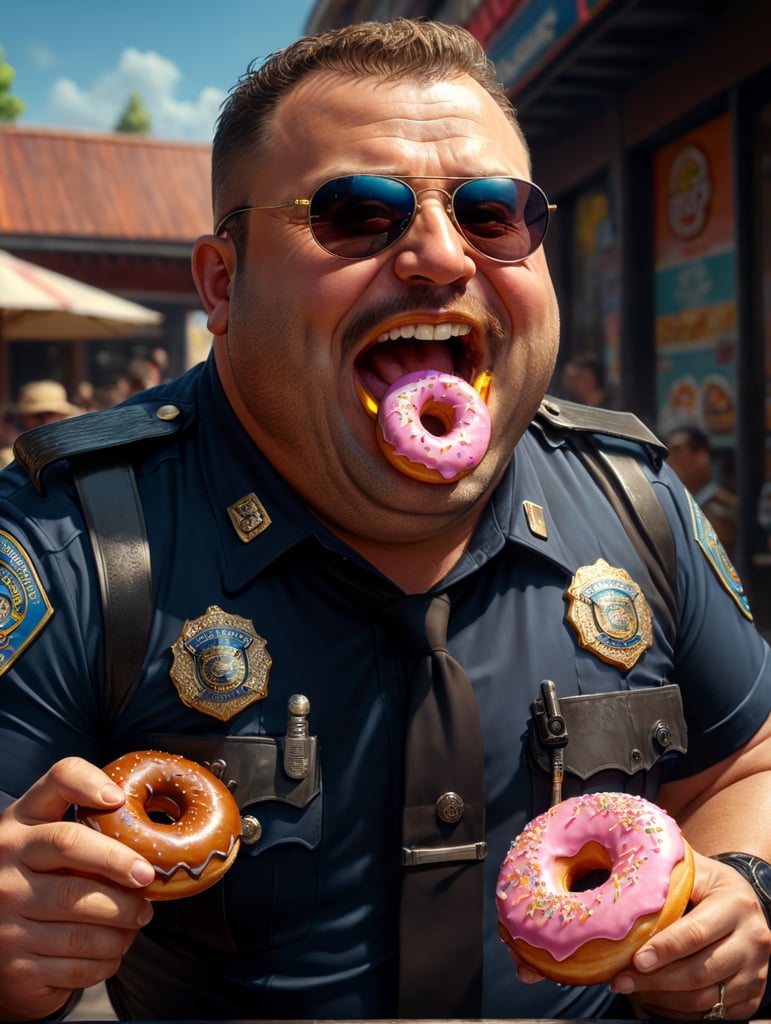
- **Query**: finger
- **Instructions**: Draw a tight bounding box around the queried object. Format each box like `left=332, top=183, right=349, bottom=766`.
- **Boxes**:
left=3, top=950, right=124, bottom=1008
left=517, top=964, right=545, bottom=985
left=10, top=757, right=125, bottom=826
left=631, top=902, right=733, bottom=974
left=18, top=818, right=155, bottom=893
left=633, top=974, right=761, bottom=1022
left=12, top=868, right=154, bottom=929
left=4, top=914, right=139, bottom=960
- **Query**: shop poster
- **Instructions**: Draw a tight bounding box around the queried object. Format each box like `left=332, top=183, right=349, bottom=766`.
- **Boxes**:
left=653, top=113, right=737, bottom=447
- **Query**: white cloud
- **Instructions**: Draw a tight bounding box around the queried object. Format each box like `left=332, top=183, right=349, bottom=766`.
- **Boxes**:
left=48, top=48, right=226, bottom=141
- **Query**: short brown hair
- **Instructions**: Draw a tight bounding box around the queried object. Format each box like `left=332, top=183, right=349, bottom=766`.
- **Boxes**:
left=211, top=18, right=526, bottom=231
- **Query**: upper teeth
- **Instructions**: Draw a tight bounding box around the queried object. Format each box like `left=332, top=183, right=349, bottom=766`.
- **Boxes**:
left=376, top=322, right=471, bottom=343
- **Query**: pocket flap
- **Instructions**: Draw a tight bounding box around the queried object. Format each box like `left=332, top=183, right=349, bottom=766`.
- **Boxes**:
left=149, top=733, right=320, bottom=811
left=528, top=684, right=687, bottom=779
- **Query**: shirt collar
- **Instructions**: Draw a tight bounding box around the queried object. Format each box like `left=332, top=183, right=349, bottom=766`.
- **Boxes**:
left=447, top=427, right=580, bottom=585
left=196, top=354, right=321, bottom=591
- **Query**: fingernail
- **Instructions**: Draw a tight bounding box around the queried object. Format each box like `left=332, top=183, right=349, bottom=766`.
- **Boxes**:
left=130, top=861, right=156, bottom=886
left=611, top=975, right=634, bottom=994
left=635, top=948, right=659, bottom=971
left=100, top=782, right=124, bottom=804
left=137, top=901, right=153, bottom=927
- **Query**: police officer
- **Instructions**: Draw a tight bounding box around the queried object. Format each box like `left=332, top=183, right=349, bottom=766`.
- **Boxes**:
left=0, top=19, right=770, bottom=1023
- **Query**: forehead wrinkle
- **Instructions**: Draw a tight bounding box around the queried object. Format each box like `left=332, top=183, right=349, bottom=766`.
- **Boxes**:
left=267, top=72, right=528, bottom=184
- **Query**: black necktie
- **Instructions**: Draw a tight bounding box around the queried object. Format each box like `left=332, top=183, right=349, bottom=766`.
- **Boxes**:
left=313, top=548, right=488, bottom=1016
left=389, top=592, right=487, bottom=1018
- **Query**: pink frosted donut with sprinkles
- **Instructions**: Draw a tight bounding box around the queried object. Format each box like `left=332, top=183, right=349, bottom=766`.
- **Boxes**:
left=376, top=369, right=492, bottom=483
left=496, top=792, right=694, bottom=985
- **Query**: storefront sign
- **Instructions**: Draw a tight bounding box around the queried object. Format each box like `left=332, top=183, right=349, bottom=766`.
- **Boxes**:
left=484, top=0, right=610, bottom=93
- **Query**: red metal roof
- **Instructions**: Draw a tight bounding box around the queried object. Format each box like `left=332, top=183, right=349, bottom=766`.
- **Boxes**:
left=0, top=126, right=212, bottom=243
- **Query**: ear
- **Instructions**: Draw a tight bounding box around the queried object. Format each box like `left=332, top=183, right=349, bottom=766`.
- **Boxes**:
left=191, top=234, right=237, bottom=337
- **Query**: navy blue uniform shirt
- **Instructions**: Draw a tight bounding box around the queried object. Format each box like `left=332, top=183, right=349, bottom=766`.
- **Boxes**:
left=0, top=353, right=769, bottom=1019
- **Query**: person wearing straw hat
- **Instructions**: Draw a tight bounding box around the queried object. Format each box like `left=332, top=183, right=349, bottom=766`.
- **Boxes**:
left=14, top=380, right=80, bottom=431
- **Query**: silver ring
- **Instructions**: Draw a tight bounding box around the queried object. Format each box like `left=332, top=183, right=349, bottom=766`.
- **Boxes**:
left=703, top=981, right=727, bottom=1020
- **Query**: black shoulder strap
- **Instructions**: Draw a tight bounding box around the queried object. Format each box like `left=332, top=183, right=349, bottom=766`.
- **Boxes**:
left=12, top=405, right=176, bottom=724
left=533, top=397, right=679, bottom=645
left=72, top=458, right=153, bottom=724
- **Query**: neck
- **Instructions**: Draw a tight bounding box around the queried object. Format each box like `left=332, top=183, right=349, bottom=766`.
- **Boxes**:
left=316, top=511, right=482, bottom=593
left=215, top=337, right=483, bottom=593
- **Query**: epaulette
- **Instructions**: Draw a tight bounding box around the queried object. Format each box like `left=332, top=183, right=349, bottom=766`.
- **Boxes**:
left=533, top=395, right=667, bottom=468
left=13, top=400, right=188, bottom=494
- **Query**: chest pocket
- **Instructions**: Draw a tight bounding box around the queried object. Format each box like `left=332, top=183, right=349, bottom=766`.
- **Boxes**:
left=147, top=733, right=322, bottom=954
left=526, top=683, right=687, bottom=815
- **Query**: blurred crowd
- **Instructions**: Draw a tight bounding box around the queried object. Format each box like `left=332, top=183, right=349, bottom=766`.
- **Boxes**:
left=0, top=348, right=168, bottom=469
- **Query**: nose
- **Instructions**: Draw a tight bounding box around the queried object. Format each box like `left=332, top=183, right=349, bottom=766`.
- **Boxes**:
left=391, top=188, right=476, bottom=285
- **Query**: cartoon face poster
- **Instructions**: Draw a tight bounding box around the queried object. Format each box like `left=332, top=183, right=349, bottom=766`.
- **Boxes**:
left=653, top=113, right=737, bottom=445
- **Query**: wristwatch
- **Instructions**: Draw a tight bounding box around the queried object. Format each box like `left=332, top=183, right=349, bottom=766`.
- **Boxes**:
left=712, top=852, right=771, bottom=928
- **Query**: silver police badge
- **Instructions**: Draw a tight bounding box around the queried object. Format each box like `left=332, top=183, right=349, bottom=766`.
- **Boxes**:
left=170, top=605, right=271, bottom=721
left=565, top=558, right=653, bottom=670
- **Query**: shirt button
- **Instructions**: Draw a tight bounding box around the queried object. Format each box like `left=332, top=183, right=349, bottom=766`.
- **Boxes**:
left=436, top=792, right=464, bottom=823
left=240, top=814, right=263, bottom=845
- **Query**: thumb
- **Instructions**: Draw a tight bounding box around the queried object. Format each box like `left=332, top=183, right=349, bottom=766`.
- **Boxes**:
left=10, top=756, right=125, bottom=825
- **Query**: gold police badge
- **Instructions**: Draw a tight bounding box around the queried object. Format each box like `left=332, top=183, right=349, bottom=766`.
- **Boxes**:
left=170, top=605, right=271, bottom=721
left=565, top=558, right=653, bottom=670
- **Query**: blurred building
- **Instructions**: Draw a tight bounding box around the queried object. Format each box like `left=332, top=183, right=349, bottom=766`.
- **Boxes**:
left=306, top=0, right=771, bottom=629
left=0, top=127, right=212, bottom=406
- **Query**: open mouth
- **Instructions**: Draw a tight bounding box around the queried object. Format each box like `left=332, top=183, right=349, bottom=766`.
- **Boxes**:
left=355, top=321, right=484, bottom=417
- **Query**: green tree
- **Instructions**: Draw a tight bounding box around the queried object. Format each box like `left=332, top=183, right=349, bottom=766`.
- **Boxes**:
left=0, top=46, right=25, bottom=124
left=115, top=92, right=152, bottom=134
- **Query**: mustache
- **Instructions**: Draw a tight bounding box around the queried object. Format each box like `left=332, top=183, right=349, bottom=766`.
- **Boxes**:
left=341, top=289, right=507, bottom=359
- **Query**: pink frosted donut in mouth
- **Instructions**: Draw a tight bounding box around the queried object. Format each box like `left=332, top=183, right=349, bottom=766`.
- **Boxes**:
left=375, top=369, right=492, bottom=483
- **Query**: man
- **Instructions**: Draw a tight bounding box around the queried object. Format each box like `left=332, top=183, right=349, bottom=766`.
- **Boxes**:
left=14, top=380, right=80, bottom=431
left=0, top=380, right=81, bottom=469
left=0, top=19, right=769, bottom=1022
left=560, top=352, right=616, bottom=408
left=665, top=424, right=737, bottom=558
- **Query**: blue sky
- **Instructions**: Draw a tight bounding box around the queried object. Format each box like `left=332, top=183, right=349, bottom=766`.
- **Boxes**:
left=1, top=1, right=320, bottom=142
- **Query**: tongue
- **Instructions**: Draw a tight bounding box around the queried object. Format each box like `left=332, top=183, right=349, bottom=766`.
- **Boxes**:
left=366, top=339, right=455, bottom=391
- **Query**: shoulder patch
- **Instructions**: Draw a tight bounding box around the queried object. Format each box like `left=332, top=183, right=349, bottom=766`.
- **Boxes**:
left=685, top=490, right=752, bottom=620
left=0, top=531, right=53, bottom=674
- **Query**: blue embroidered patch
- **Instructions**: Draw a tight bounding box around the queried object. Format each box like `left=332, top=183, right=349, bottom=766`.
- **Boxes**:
left=686, top=491, right=752, bottom=620
left=0, top=530, right=53, bottom=674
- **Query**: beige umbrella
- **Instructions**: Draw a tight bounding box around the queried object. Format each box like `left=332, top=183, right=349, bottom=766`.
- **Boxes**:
left=0, top=249, right=163, bottom=341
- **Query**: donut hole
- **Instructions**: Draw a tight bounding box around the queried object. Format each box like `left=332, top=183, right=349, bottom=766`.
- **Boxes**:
left=420, top=400, right=455, bottom=437
left=145, top=793, right=184, bottom=825
left=559, top=840, right=613, bottom=893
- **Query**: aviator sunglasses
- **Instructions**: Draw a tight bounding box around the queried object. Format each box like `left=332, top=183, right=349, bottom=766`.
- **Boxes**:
left=215, top=174, right=556, bottom=262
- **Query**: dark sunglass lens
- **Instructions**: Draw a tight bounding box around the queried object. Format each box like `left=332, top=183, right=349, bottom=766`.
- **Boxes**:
left=454, top=178, right=548, bottom=261
left=309, top=176, right=415, bottom=258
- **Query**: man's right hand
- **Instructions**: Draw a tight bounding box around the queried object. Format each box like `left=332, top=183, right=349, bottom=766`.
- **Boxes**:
left=0, top=757, right=155, bottom=1021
